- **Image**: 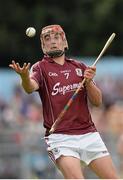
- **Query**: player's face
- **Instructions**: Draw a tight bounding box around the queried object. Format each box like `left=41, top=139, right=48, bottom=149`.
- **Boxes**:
left=43, top=32, right=64, bottom=53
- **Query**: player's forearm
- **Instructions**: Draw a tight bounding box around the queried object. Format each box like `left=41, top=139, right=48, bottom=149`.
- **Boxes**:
left=20, top=75, right=36, bottom=93
left=85, top=81, right=102, bottom=106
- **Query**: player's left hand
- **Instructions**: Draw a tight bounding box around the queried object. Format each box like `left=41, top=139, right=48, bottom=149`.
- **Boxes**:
left=84, top=66, right=96, bottom=83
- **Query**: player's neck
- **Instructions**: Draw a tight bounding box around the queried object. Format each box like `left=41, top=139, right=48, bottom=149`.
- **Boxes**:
left=53, top=54, right=65, bottom=65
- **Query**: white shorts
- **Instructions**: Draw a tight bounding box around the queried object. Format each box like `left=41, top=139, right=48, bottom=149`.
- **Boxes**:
left=45, top=132, right=109, bottom=165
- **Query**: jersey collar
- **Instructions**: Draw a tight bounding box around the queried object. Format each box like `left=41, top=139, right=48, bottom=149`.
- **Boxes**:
left=43, top=55, right=71, bottom=63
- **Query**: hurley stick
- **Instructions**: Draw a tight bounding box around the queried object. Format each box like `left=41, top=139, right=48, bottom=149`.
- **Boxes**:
left=49, top=33, right=116, bottom=134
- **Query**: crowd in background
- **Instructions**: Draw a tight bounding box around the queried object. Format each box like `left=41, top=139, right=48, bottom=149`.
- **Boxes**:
left=0, top=71, right=123, bottom=178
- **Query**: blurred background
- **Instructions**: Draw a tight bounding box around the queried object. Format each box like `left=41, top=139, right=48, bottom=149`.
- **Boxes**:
left=0, top=0, right=123, bottom=178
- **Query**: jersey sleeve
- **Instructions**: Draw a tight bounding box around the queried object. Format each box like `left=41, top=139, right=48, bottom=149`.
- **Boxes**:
left=30, top=62, right=43, bottom=88
left=79, top=61, right=87, bottom=72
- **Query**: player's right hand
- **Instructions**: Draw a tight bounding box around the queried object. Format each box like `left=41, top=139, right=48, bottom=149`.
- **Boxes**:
left=9, top=60, right=31, bottom=77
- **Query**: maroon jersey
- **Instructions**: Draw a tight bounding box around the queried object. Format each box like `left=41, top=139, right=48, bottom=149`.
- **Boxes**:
left=31, top=56, right=97, bottom=135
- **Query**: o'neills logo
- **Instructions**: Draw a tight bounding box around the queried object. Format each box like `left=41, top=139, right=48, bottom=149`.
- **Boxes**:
left=51, top=82, right=82, bottom=96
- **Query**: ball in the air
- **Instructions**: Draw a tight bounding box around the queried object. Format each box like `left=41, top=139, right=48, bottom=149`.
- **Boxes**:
left=26, top=27, right=36, bottom=37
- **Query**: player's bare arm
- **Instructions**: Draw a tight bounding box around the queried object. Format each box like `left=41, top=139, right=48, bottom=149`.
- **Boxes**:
left=84, top=66, right=102, bottom=106
left=9, top=60, right=39, bottom=93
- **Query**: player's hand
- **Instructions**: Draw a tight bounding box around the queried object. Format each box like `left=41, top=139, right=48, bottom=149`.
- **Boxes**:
left=9, top=60, right=31, bottom=78
left=84, top=66, right=96, bottom=84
